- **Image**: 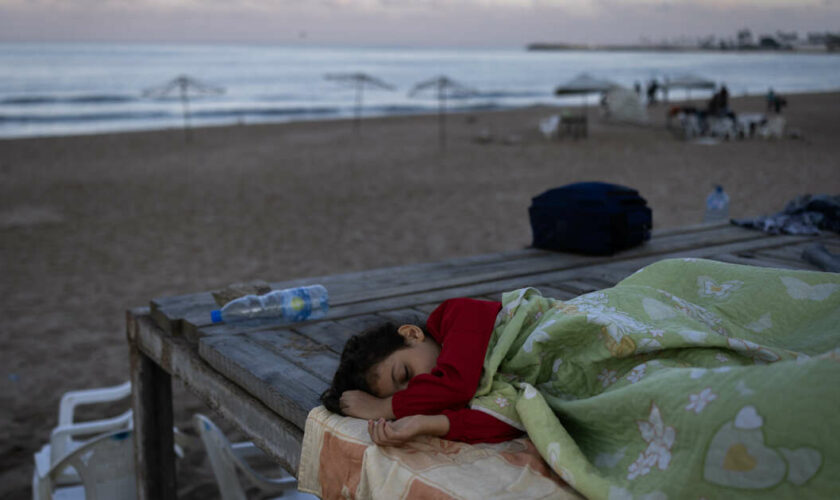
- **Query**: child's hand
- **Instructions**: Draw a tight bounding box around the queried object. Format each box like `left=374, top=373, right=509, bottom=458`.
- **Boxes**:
left=339, top=390, right=394, bottom=420
left=368, top=415, right=450, bottom=447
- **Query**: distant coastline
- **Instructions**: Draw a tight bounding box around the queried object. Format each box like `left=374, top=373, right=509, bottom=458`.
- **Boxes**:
left=526, top=43, right=835, bottom=53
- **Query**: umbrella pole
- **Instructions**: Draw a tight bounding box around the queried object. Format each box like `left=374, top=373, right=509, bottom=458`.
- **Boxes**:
left=180, top=83, right=192, bottom=143
left=438, top=84, right=446, bottom=152
left=354, top=82, right=362, bottom=133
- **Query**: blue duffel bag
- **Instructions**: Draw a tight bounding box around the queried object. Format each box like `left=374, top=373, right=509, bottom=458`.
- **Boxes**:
left=529, top=182, right=652, bottom=255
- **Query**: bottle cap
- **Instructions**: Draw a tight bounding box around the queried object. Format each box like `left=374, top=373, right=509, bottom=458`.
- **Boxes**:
left=210, top=310, right=223, bottom=323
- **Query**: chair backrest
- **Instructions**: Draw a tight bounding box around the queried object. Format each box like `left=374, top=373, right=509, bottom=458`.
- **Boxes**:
left=48, top=429, right=136, bottom=500
left=193, top=414, right=247, bottom=500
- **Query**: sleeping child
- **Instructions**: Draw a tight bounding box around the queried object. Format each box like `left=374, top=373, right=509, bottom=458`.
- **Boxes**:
left=319, top=259, right=840, bottom=498
left=320, top=297, right=522, bottom=446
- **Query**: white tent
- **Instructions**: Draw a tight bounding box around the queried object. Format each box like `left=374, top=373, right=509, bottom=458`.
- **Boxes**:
left=603, top=88, right=648, bottom=123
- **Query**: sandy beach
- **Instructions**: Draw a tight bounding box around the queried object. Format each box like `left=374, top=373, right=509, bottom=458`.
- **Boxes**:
left=1, top=91, right=839, bottom=498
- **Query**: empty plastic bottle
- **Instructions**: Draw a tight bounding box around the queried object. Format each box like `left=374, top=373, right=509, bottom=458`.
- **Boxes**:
left=704, top=185, right=730, bottom=223
left=210, top=285, right=328, bottom=324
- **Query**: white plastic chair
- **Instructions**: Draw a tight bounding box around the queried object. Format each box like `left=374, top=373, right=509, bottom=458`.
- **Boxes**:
left=33, top=429, right=136, bottom=500
left=32, top=381, right=197, bottom=500
left=193, top=413, right=310, bottom=500
left=33, top=381, right=133, bottom=497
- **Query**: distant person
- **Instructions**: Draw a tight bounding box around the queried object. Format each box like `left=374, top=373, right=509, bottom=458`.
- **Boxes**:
left=634, top=81, right=641, bottom=96
left=719, top=85, right=729, bottom=111
left=766, top=88, right=776, bottom=112
left=707, top=92, right=720, bottom=116
left=774, top=94, right=787, bottom=114
left=646, top=79, right=659, bottom=105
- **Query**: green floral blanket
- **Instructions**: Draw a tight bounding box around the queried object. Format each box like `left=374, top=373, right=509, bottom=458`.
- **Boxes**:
left=470, top=258, right=840, bottom=499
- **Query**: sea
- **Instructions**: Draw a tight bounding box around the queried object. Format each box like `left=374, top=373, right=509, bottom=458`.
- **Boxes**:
left=2, top=42, right=840, bottom=139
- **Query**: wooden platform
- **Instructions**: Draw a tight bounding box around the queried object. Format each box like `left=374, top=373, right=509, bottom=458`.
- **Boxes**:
left=126, top=222, right=839, bottom=499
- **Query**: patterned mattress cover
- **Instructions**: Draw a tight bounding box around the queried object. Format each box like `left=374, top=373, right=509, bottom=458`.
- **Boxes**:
left=298, top=406, right=579, bottom=500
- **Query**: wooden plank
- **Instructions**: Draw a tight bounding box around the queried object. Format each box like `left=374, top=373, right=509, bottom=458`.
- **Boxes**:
left=129, top=311, right=304, bottom=474
left=580, top=261, right=647, bottom=286
left=376, top=308, right=429, bottom=327
left=199, top=335, right=324, bottom=429
left=550, top=278, right=610, bottom=295
left=190, top=225, right=772, bottom=339
left=291, top=320, right=356, bottom=355
left=246, top=330, right=338, bottom=384
left=647, top=221, right=729, bottom=237
left=707, top=253, right=802, bottom=270
left=158, top=223, right=750, bottom=339
left=149, top=247, right=550, bottom=335
left=194, top=233, right=822, bottom=339
left=334, top=314, right=393, bottom=333
left=413, top=303, right=443, bottom=314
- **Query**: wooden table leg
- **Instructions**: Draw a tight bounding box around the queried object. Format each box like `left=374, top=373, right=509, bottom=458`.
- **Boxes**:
left=130, top=342, right=177, bottom=500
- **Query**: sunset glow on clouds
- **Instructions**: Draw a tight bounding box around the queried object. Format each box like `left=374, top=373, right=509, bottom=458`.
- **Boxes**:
left=0, top=0, right=837, bottom=46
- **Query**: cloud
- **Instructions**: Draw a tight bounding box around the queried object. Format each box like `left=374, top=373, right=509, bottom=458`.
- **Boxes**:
left=0, top=0, right=837, bottom=45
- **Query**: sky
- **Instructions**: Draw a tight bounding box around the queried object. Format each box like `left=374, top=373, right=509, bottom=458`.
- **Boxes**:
left=1, top=0, right=838, bottom=47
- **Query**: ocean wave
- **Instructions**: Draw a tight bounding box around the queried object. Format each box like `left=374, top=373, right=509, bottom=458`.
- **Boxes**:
left=191, top=106, right=341, bottom=118
left=472, top=90, right=548, bottom=99
left=1, top=94, right=139, bottom=105
left=0, top=106, right=344, bottom=124
left=0, top=111, right=171, bottom=123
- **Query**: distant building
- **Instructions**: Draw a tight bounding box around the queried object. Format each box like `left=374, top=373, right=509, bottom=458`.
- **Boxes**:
left=776, top=31, right=798, bottom=44
left=758, top=36, right=782, bottom=49
left=737, top=29, right=754, bottom=48
left=807, top=32, right=827, bottom=45
left=827, top=34, right=840, bottom=51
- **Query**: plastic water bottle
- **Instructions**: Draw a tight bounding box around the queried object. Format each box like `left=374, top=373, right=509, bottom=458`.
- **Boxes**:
left=210, top=285, right=329, bottom=324
left=704, top=185, right=730, bottom=223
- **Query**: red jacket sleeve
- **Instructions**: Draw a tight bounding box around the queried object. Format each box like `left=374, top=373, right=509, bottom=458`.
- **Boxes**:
left=392, top=298, right=500, bottom=417
left=442, top=408, right=523, bottom=443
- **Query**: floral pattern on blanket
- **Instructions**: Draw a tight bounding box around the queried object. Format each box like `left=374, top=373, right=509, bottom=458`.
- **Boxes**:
left=471, top=258, right=840, bottom=499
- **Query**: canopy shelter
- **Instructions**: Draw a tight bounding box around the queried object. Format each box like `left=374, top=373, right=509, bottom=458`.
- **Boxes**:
left=324, top=73, right=395, bottom=132
left=409, top=75, right=477, bottom=151
left=661, top=74, right=716, bottom=102
left=554, top=73, right=621, bottom=110
left=143, top=75, right=224, bottom=142
left=554, top=73, right=620, bottom=96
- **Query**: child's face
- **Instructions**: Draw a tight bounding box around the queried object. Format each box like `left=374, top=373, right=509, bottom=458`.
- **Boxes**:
left=367, top=324, right=440, bottom=398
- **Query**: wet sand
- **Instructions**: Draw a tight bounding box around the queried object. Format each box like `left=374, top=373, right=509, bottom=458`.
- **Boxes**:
left=1, top=91, right=839, bottom=498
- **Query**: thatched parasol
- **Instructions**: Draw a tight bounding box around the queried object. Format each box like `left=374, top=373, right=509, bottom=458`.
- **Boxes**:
left=143, top=75, right=224, bottom=142
left=409, top=76, right=476, bottom=151
left=324, top=73, right=395, bottom=132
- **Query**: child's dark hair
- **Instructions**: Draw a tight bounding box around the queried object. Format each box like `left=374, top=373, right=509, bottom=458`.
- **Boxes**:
left=321, top=322, right=417, bottom=415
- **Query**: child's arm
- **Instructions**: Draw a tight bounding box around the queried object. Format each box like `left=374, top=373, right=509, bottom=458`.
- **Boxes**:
left=368, top=409, right=522, bottom=446
left=368, top=415, right=449, bottom=446
left=340, top=390, right=396, bottom=420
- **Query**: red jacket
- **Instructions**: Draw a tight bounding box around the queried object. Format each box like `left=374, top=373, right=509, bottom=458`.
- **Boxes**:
left=391, top=298, right=523, bottom=443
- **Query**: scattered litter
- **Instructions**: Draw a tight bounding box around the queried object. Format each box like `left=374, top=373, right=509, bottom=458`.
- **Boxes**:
left=733, top=194, right=840, bottom=235
left=539, top=115, right=559, bottom=138
left=472, top=128, right=493, bottom=144
left=692, top=137, right=719, bottom=146
left=502, top=134, right=522, bottom=146
left=0, top=206, right=64, bottom=229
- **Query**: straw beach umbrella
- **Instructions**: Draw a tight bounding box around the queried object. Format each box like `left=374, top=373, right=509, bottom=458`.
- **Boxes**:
left=324, top=73, right=395, bottom=132
left=143, top=75, right=224, bottom=142
left=409, top=75, right=476, bottom=151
